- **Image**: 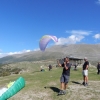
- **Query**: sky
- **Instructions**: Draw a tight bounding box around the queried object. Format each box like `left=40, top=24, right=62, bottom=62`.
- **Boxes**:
left=0, top=0, right=100, bottom=58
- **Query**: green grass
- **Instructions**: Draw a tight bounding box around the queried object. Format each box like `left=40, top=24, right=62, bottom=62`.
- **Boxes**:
left=0, top=66, right=100, bottom=100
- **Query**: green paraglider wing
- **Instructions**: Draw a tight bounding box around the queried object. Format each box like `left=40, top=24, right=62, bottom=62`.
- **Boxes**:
left=0, top=77, right=25, bottom=100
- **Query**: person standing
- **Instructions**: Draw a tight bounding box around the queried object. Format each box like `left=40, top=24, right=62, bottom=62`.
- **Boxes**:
left=40, top=66, right=43, bottom=71
left=48, top=64, right=52, bottom=71
left=97, top=62, right=100, bottom=74
left=82, top=57, right=89, bottom=86
left=57, top=57, right=71, bottom=95
left=74, top=63, right=78, bottom=70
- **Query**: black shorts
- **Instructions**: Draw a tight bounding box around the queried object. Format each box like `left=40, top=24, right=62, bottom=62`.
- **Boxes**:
left=60, top=74, right=70, bottom=84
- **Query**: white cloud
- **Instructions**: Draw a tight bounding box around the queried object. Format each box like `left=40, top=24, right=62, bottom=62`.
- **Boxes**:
left=0, top=49, right=42, bottom=58
left=93, top=34, right=100, bottom=39
left=33, top=48, right=39, bottom=51
left=96, top=0, right=100, bottom=4
left=56, top=30, right=91, bottom=45
left=8, top=50, right=31, bottom=55
left=0, top=49, right=32, bottom=58
left=0, top=53, right=8, bottom=58
left=69, top=35, right=84, bottom=42
left=56, top=35, right=84, bottom=45
left=66, top=30, right=92, bottom=36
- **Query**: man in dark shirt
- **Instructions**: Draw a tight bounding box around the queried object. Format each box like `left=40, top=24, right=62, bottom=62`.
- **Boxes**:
left=82, top=57, right=89, bottom=86
left=57, top=57, right=71, bottom=95
left=97, top=62, right=100, bottom=74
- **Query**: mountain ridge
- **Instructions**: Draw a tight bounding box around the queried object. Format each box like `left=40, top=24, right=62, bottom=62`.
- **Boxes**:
left=0, top=44, right=100, bottom=64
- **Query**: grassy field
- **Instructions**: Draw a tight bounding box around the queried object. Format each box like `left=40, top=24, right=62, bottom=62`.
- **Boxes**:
left=0, top=65, right=100, bottom=100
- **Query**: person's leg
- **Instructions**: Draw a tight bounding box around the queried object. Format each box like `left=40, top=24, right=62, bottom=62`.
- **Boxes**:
left=64, top=75, right=69, bottom=90
left=58, top=75, right=65, bottom=94
left=98, top=69, right=100, bottom=74
left=75, top=65, right=76, bottom=70
left=64, top=83, right=68, bottom=90
left=86, top=70, right=88, bottom=83
left=84, top=70, right=88, bottom=86
left=85, top=76, right=88, bottom=86
left=83, top=76, right=87, bottom=86
left=86, top=75, right=88, bottom=82
left=84, top=76, right=88, bottom=86
left=85, top=76, right=86, bottom=82
left=82, top=70, right=85, bottom=85
left=58, top=75, right=69, bottom=95
left=58, top=82, right=65, bottom=95
left=84, top=76, right=85, bottom=82
left=97, top=69, right=99, bottom=74
left=63, top=75, right=69, bottom=94
left=60, top=83, right=67, bottom=95
left=83, top=75, right=85, bottom=85
left=60, top=82, right=65, bottom=90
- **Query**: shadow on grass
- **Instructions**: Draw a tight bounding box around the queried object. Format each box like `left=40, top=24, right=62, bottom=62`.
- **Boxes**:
left=44, top=86, right=60, bottom=93
left=32, top=71, right=41, bottom=73
left=71, top=81, right=81, bottom=84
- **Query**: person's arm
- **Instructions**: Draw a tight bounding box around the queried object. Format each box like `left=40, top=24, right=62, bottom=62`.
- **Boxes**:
left=64, top=62, right=69, bottom=70
left=86, top=64, right=89, bottom=69
left=85, top=61, right=89, bottom=70
left=86, top=62, right=89, bottom=69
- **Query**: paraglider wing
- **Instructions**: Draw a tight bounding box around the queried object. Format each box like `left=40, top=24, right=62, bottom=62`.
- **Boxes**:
left=0, top=77, right=25, bottom=100
left=39, top=35, right=58, bottom=51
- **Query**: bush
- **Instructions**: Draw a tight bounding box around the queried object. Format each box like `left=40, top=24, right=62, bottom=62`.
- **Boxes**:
left=1, top=71, right=11, bottom=76
left=11, top=68, right=21, bottom=74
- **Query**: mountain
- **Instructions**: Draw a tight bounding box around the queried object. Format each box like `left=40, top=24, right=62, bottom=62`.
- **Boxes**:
left=0, top=44, right=100, bottom=64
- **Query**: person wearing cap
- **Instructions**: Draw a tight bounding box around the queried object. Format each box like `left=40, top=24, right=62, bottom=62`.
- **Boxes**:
left=82, top=57, right=89, bottom=86
left=57, top=57, right=71, bottom=95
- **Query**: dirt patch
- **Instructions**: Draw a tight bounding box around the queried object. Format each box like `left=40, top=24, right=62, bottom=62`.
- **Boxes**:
left=67, top=81, right=100, bottom=100
left=10, top=90, right=50, bottom=100
left=7, top=81, right=100, bottom=100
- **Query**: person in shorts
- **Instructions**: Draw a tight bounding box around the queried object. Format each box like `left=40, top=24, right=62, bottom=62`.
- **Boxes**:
left=57, top=57, right=71, bottom=95
left=82, top=57, right=89, bottom=86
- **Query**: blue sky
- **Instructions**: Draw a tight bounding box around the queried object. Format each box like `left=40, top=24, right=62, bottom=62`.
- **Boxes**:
left=0, top=0, right=100, bottom=57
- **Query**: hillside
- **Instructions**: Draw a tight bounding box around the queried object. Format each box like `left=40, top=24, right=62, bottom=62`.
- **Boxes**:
left=0, top=44, right=100, bottom=64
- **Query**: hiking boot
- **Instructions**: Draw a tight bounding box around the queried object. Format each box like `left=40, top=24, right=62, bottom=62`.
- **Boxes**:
left=63, top=90, right=66, bottom=95
left=58, top=90, right=66, bottom=95
left=58, top=90, right=63, bottom=95
left=84, top=83, right=88, bottom=86
left=82, top=82, right=85, bottom=85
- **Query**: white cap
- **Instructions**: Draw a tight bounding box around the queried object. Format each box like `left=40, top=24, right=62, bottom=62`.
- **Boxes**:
left=84, top=57, right=87, bottom=59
